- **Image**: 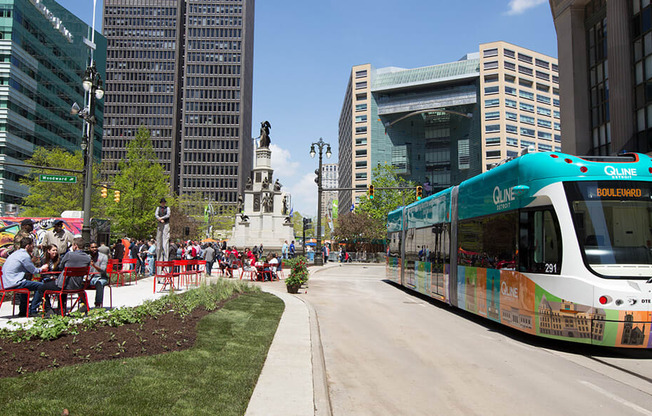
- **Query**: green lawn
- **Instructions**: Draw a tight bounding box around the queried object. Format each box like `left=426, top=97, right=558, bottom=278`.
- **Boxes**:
left=0, top=292, right=284, bottom=416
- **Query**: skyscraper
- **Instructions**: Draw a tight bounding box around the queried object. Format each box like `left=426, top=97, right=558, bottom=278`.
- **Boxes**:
left=0, top=0, right=105, bottom=215
left=339, top=42, right=559, bottom=217
left=550, top=0, right=650, bottom=155
left=102, top=0, right=254, bottom=210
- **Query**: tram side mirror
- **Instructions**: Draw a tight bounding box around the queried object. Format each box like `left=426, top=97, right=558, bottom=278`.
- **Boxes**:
left=512, top=185, right=530, bottom=198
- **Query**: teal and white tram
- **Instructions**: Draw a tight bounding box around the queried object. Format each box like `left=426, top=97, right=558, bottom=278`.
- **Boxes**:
left=387, top=152, right=652, bottom=348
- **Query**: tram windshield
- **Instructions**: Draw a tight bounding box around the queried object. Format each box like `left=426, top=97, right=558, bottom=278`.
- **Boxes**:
left=565, top=181, right=652, bottom=279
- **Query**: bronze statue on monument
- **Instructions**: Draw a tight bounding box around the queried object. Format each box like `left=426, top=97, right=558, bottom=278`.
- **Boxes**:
left=259, top=121, right=271, bottom=148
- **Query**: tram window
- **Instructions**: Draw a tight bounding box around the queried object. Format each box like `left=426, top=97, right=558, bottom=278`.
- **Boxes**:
left=519, top=208, right=561, bottom=274
left=458, top=212, right=518, bottom=269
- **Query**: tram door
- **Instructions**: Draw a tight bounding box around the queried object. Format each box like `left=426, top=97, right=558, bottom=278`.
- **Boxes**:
left=430, top=223, right=450, bottom=297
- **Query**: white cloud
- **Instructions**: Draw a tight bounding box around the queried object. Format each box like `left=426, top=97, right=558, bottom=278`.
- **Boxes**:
left=285, top=173, right=318, bottom=217
left=505, top=0, right=547, bottom=15
left=269, top=144, right=300, bottom=177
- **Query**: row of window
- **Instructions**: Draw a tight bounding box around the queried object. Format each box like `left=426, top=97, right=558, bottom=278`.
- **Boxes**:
left=483, top=48, right=558, bottom=71
left=183, top=126, right=240, bottom=137
left=187, top=40, right=241, bottom=51
left=484, top=58, right=559, bottom=82
left=485, top=123, right=560, bottom=135
left=485, top=112, right=556, bottom=128
left=105, top=18, right=177, bottom=27
left=484, top=73, right=558, bottom=94
left=183, top=151, right=239, bottom=163
left=105, top=6, right=178, bottom=16
left=486, top=136, right=561, bottom=148
left=486, top=142, right=559, bottom=159
left=486, top=99, right=560, bottom=117
left=485, top=85, right=560, bottom=106
left=184, top=114, right=239, bottom=125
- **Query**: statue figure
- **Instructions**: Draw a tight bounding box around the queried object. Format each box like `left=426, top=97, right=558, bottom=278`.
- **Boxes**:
left=282, top=195, right=288, bottom=215
left=245, top=177, right=252, bottom=190
left=284, top=216, right=292, bottom=224
left=240, top=213, right=249, bottom=222
left=237, top=194, right=244, bottom=213
left=274, top=179, right=282, bottom=192
left=259, top=121, right=271, bottom=148
left=262, top=177, right=269, bottom=189
left=261, top=194, right=271, bottom=213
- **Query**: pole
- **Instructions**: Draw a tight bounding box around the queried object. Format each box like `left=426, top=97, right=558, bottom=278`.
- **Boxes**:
left=400, top=190, right=406, bottom=286
left=315, top=150, right=324, bottom=266
left=81, top=85, right=94, bottom=244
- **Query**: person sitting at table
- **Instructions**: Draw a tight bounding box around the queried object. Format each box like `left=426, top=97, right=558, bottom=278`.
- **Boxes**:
left=36, top=237, right=91, bottom=314
left=268, top=252, right=280, bottom=281
left=39, top=244, right=62, bottom=282
left=89, top=241, right=108, bottom=309
left=1, top=237, right=48, bottom=317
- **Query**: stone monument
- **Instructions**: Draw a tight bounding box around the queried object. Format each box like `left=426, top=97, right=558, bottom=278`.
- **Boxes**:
left=229, top=122, right=294, bottom=251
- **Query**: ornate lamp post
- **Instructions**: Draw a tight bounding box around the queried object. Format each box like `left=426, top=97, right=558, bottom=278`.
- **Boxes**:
left=310, top=137, right=331, bottom=266
left=72, top=61, right=104, bottom=243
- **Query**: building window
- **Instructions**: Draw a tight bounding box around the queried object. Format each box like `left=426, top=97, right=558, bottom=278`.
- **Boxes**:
left=486, top=150, right=501, bottom=158
left=519, top=78, right=533, bottom=88
left=536, top=94, right=551, bottom=104
left=506, top=111, right=518, bottom=121
left=519, top=90, right=534, bottom=100
left=521, top=127, right=536, bottom=137
left=521, top=140, right=535, bottom=149
left=537, top=107, right=551, bottom=116
left=485, top=98, right=500, bottom=107
left=484, top=74, right=499, bottom=83
left=520, top=102, right=535, bottom=112
left=485, top=111, right=500, bottom=120
left=355, top=126, right=367, bottom=134
left=356, top=93, right=367, bottom=101
left=486, top=137, right=501, bottom=146
left=538, top=131, right=552, bottom=140
left=355, top=103, right=367, bottom=111
left=355, top=161, right=367, bottom=168
left=355, top=70, right=367, bottom=78
left=485, top=124, right=500, bottom=133
left=506, top=137, right=519, bottom=147
left=505, top=86, right=517, bottom=95
left=538, top=143, right=553, bottom=151
left=520, top=115, right=535, bottom=125
left=355, top=138, right=367, bottom=145
left=483, top=48, right=498, bottom=57
left=504, top=61, right=516, bottom=71
left=355, top=172, right=367, bottom=179
left=518, top=53, right=533, bottom=64
left=484, top=86, right=499, bottom=95
left=505, top=74, right=516, bottom=83
left=537, top=119, right=552, bottom=128
left=484, top=61, right=499, bottom=70
left=535, top=58, right=549, bottom=69
left=355, top=81, right=367, bottom=89
left=356, top=149, right=367, bottom=157
left=355, top=115, right=367, bottom=123
left=518, top=65, right=533, bottom=76
left=506, top=124, right=518, bottom=133
left=505, top=99, right=517, bottom=108
left=504, top=49, right=515, bottom=58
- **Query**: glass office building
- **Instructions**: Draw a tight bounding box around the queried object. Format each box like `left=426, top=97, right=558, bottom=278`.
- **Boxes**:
left=0, top=0, right=105, bottom=214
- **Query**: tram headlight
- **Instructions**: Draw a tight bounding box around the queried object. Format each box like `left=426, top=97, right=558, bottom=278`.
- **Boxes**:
left=599, top=296, right=609, bottom=305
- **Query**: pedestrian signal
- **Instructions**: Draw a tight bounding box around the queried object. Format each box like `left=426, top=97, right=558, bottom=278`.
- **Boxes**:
left=368, top=184, right=374, bottom=199
left=416, top=186, right=423, bottom=200
left=114, top=190, right=120, bottom=203
left=101, top=186, right=108, bottom=198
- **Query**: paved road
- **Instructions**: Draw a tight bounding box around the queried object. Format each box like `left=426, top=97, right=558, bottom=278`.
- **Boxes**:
left=306, top=264, right=652, bottom=416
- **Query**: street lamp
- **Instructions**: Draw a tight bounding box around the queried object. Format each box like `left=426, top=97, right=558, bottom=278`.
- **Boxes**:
left=309, top=137, right=331, bottom=266
left=72, top=60, right=104, bottom=244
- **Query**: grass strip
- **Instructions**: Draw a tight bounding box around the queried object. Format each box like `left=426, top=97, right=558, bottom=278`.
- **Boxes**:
left=0, top=291, right=284, bottom=416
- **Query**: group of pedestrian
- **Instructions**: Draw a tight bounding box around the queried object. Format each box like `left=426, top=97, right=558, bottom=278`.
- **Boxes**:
left=1, top=218, right=108, bottom=317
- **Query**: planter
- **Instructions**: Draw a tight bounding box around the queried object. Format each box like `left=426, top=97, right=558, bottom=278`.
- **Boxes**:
left=286, top=283, right=301, bottom=294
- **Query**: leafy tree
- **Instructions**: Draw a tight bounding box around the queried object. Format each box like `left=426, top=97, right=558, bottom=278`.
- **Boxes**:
left=358, top=164, right=417, bottom=227
left=19, top=147, right=106, bottom=217
left=333, top=211, right=385, bottom=246
left=107, top=126, right=169, bottom=240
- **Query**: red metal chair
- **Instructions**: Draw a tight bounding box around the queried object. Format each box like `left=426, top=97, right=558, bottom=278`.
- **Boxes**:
left=240, top=262, right=257, bottom=281
left=154, top=261, right=176, bottom=293
left=114, top=258, right=138, bottom=286
left=106, top=259, right=121, bottom=286
left=0, top=269, right=32, bottom=318
left=43, top=266, right=91, bottom=317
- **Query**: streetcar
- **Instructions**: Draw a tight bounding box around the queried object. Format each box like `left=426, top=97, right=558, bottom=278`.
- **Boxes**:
left=387, top=151, right=652, bottom=348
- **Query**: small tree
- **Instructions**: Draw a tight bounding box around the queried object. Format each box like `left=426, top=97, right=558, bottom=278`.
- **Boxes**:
left=358, top=164, right=417, bottom=228
left=107, top=126, right=169, bottom=239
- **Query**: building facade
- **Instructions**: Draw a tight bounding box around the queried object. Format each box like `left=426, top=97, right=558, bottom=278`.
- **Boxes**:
left=338, top=42, right=559, bottom=217
left=550, top=0, right=651, bottom=155
left=0, top=0, right=105, bottom=215
left=321, top=162, right=337, bottom=220
left=102, top=0, right=254, bottom=211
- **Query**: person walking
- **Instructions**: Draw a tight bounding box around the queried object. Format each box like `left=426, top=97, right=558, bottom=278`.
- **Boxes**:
left=281, top=240, right=289, bottom=260
left=155, top=198, right=170, bottom=261
left=203, top=243, right=215, bottom=276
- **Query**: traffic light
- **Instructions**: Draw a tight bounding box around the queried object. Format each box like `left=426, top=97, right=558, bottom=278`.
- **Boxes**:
left=100, top=186, right=108, bottom=198
left=368, top=184, right=374, bottom=199
left=314, top=168, right=321, bottom=185
left=113, top=190, right=120, bottom=203
left=416, top=185, right=423, bottom=200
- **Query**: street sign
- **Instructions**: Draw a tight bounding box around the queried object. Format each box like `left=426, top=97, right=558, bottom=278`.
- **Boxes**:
left=39, top=174, right=77, bottom=183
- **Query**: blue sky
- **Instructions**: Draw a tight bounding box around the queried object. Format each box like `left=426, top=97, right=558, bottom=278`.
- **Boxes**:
left=58, top=0, right=557, bottom=217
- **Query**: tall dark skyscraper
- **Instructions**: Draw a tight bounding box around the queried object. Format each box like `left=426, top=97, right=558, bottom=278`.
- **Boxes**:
left=102, top=0, right=254, bottom=209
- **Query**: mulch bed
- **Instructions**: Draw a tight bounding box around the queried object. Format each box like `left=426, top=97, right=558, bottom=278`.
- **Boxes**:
left=0, top=294, right=238, bottom=378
